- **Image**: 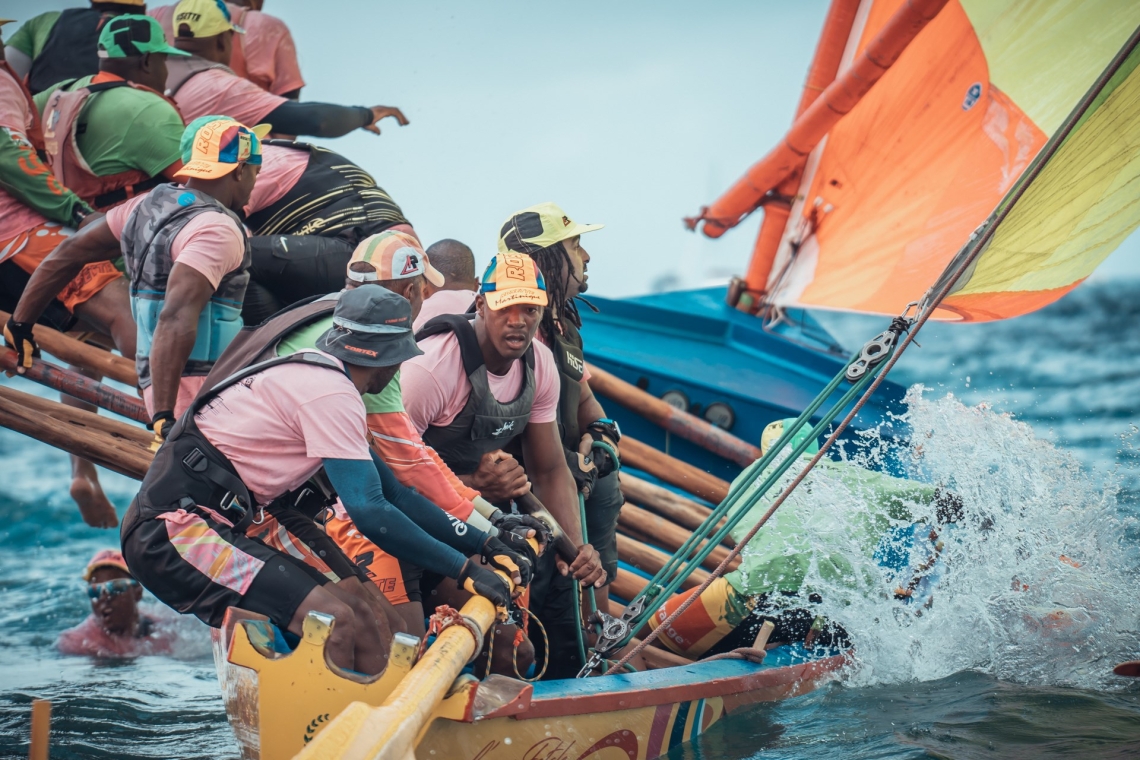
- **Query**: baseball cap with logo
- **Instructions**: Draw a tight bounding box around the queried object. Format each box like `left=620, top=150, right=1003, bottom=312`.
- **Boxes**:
left=347, top=231, right=445, bottom=287
left=498, top=202, right=604, bottom=255
left=479, top=253, right=548, bottom=310
left=174, top=115, right=270, bottom=180
left=173, top=0, right=246, bottom=39
left=318, top=286, right=424, bottom=368
left=99, top=15, right=188, bottom=59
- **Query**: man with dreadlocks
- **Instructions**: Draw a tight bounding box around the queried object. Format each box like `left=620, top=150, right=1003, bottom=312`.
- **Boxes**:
left=497, top=202, right=625, bottom=618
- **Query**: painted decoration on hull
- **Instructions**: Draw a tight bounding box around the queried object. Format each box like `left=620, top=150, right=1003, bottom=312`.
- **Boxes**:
left=765, top=0, right=1140, bottom=322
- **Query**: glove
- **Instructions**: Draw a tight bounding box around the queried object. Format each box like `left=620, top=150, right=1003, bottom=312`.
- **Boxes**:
left=565, top=446, right=597, bottom=498
left=586, top=430, right=621, bottom=478
left=489, top=529, right=539, bottom=582
left=3, top=317, right=39, bottom=375
left=459, top=560, right=511, bottom=608
left=481, top=534, right=532, bottom=587
left=149, top=410, right=176, bottom=446
left=492, top=511, right=552, bottom=550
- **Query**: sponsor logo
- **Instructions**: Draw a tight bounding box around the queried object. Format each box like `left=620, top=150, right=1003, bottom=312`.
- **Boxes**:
left=564, top=350, right=584, bottom=374
left=962, top=82, right=982, bottom=111
left=175, top=12, right=202, bottom=22
left=562, top=215, right=571, bottom=227
left=343, top=344, right=378, bottom=357
left=445, top=514, right=468, bottom=536
left=491, top=420, right=515, bottom=437
left=400, top=252, right=421, bottom=276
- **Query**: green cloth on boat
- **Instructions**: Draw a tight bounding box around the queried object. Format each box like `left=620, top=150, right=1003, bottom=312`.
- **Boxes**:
left=276, top=315, right=405, bottom=414
left=723, top=455, right=939, bottom=597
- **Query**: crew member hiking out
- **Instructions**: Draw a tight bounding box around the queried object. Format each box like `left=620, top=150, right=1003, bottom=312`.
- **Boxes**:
left=238, top=141, right=416, bottom=324
left=9, top=115, right=265, bottom=433
left=404, top=253, right=607, bottom=679
left=150, top=0, right=305, bottom=98
left=121, top=287, right=531, bottom=675
left=412, top=238, right=479, bottom=332
left=35, top=14, right=189, bottom=212
left=497, top=202, right=625, bottom=626
left=0, top=18, right=134, bottom=530
left=3, top=1, right=146, bottom=95
left=228, top=233, right=547, bottom=668
left=165, top=0, right=408, bottom=139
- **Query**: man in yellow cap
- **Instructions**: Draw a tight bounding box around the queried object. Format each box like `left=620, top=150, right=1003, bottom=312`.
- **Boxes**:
left=4, top=1, right=148, bottom=95
left=7, top=115, right=265, bottom=440
left=404, top=252, right=607, bottom=678
left=165, top=0, right=408, bottom=139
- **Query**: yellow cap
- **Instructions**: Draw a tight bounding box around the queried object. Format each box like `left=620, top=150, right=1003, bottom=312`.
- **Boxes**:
left=498, top=202, right=604, bottom=255
left=479, top=253, right=548, bottom=310
left=173, top=0, right=246, bottom=39
left=174, top=116, right=269, bottom=180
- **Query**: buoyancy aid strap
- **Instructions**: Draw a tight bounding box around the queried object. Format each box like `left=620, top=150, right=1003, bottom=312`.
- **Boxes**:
left=414, top=313, right=535, bottom=377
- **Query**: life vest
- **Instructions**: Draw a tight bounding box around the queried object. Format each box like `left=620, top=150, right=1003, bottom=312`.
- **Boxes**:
left=27, top=7, right=108, bottom=95
left=547, top=320, right=586, bottom=450
left=41, top=75, right=177, bottom=210
left=246, top=140, right=410, bottom=241
left=414, top=314, right=536, bottom=474
left=119, top=183, right=251, bottom=390
left=164, top=54, right=234, bottom=98
left=0, top=61, right=43, bottom=152
left=125, top=351, right=346, bottom=537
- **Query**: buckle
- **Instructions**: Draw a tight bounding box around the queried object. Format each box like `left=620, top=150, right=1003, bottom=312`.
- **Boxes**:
left=219, top=491, right=247, bottom=518
left=182, top=448, right=208, bottom=473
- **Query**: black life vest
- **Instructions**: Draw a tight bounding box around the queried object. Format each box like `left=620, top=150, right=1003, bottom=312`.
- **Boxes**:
left=414, top=314, right=536, bottom=475
left=245, top=140, right=410, bottom=241
left=547, top=321, right=586, bottom=450
left=28, top=8, right=108, bottom=95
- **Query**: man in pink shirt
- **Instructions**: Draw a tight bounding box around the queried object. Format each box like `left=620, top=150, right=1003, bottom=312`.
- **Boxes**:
left=150, top=1, right=305, bottom=98
left=9, top=115, right=265, bottom=441
left=405, top=253, right=605, bottom=679
left=165, top=0, right=407, bottom=140
left=413, top=239, right=479, bottom=333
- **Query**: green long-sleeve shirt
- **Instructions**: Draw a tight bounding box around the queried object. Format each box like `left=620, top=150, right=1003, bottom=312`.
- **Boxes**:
left=0, top=125, right=89, bottom=227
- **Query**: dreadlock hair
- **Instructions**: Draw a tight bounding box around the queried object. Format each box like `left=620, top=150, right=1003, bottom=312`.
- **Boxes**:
left=522, top=240, right=582, bottom=346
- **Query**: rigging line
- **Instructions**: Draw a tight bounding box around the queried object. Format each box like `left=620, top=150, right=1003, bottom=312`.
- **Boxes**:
left=603, top=28, right=1140, bottom=676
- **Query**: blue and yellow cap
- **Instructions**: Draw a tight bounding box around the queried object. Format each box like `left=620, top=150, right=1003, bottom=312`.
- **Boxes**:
left=174, top=115, right=270, bottom=180
left=480, top=253, right=548, bottom=310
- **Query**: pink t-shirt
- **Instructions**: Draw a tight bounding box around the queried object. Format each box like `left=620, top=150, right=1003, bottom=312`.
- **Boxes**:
left=172, top=67, right=286, bottom=127
left=194, top=351, right=370, bottom=505
left=413, top=289, right=476, bottom=332
left=401, top=331, right=561, bottom=436
left=151, top=4, right=304, bottom=96
left=244, top=143, right=309, bottom=215
left=0, top=70, right=49, bottom=243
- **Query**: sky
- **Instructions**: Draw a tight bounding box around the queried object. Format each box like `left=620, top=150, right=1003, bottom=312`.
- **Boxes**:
left=3, top=0, right=1137, bottom=298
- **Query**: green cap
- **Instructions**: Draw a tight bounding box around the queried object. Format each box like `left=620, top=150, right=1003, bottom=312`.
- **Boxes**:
left=98, top=15, right=189, bottom=59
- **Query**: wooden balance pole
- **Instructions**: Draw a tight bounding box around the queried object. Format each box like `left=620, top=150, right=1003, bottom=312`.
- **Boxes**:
left=587, top=363, right=761, bottom=468
left=620, top=472, right=730, bottom=539
left=619, top=436, right=730, bottom=505
left=29, top=699, right=50, bottom=760
left=0, top=310, right=137, bottom=387
left=618, top=503, right=739, bottom=573
left=615, top=533, right=708, bottom=590
left=1, top=349, right=148, bottom=423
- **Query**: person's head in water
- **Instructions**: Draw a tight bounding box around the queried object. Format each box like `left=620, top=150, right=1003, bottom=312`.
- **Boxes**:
left=97, top=14, right=189, bottom=93
left=343, top=231, right=444, bottom=320
left=172, top=0, right=246, bottom=65
left=473, top=253, right=548, bottom=373
left=84, top=550, right=142, bottom=637
left=317, top=286, right=424, bottom=396
left=173, top=115, right=266, bottom=213
left=423, top=239, right=478, bottom=296
left=497, top=202, right=602, bottom=343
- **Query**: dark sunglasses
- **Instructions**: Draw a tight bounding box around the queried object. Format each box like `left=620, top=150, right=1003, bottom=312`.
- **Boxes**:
left=87, top=578, right=139, bottom=599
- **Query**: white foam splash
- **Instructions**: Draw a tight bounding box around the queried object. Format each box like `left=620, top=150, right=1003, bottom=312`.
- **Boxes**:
left=775, top=387, right=1140, bottom=690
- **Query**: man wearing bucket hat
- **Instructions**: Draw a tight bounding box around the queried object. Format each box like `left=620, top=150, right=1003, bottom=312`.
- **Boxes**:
left=4, top=1, right=147, bottom=95
left=8, top=115, right=266, bottom=438
left=35, top=14, right=189, bottom=213
left=165, top=0, right=408, bottom=139
left=121, top=287, right=528, bottom=675
left=405, top=252, right=607, bottom=678
left=497, top=202, right=626, bottom=616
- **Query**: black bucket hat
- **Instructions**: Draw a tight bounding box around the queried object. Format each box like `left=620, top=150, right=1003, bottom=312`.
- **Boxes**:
left=318, top=287, right=423, bottom=367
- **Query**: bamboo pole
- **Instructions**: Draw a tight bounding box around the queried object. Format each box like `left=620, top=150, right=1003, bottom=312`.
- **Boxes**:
left=1, top=349, right=148, bottom=423
left=617, top=503, right=739, bottom=573
left=29, top=699, right=50, bottom=760
left=615, top=533, right=707, bottom=590
left=619, top=436, right=729, bottom=505
left=0, top=309, right=137, bottom=386
left=610, top=567, right=651, bottom=603
left=620, top=472, right=730, bottom=539
left=586, top=363, right=761, bottom=467
left=0, top=386, right=152, bottom=479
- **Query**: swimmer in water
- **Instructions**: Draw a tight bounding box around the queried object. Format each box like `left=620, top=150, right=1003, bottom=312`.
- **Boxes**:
left=57, top=550, right=174, bottom=658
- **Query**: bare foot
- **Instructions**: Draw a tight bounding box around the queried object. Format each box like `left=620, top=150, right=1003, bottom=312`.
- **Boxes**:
left=71, top=476, right=119, bottom=528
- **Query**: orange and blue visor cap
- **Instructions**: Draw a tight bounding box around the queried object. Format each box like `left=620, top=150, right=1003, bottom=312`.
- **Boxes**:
left=480, top=253, right=548, bottom=310
left=174, top=115, right=270, bottom=180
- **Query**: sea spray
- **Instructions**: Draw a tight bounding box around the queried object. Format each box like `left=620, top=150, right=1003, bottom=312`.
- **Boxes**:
left=738, top=386, right=1140, bottom=691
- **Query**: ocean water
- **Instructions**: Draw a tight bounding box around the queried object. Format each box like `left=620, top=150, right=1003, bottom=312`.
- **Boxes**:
left=1, top=280, right=1139, bottom=758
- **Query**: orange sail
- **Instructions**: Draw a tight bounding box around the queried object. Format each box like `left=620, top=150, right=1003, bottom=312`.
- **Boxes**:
left=721, top=0, right=1140, bottom=322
